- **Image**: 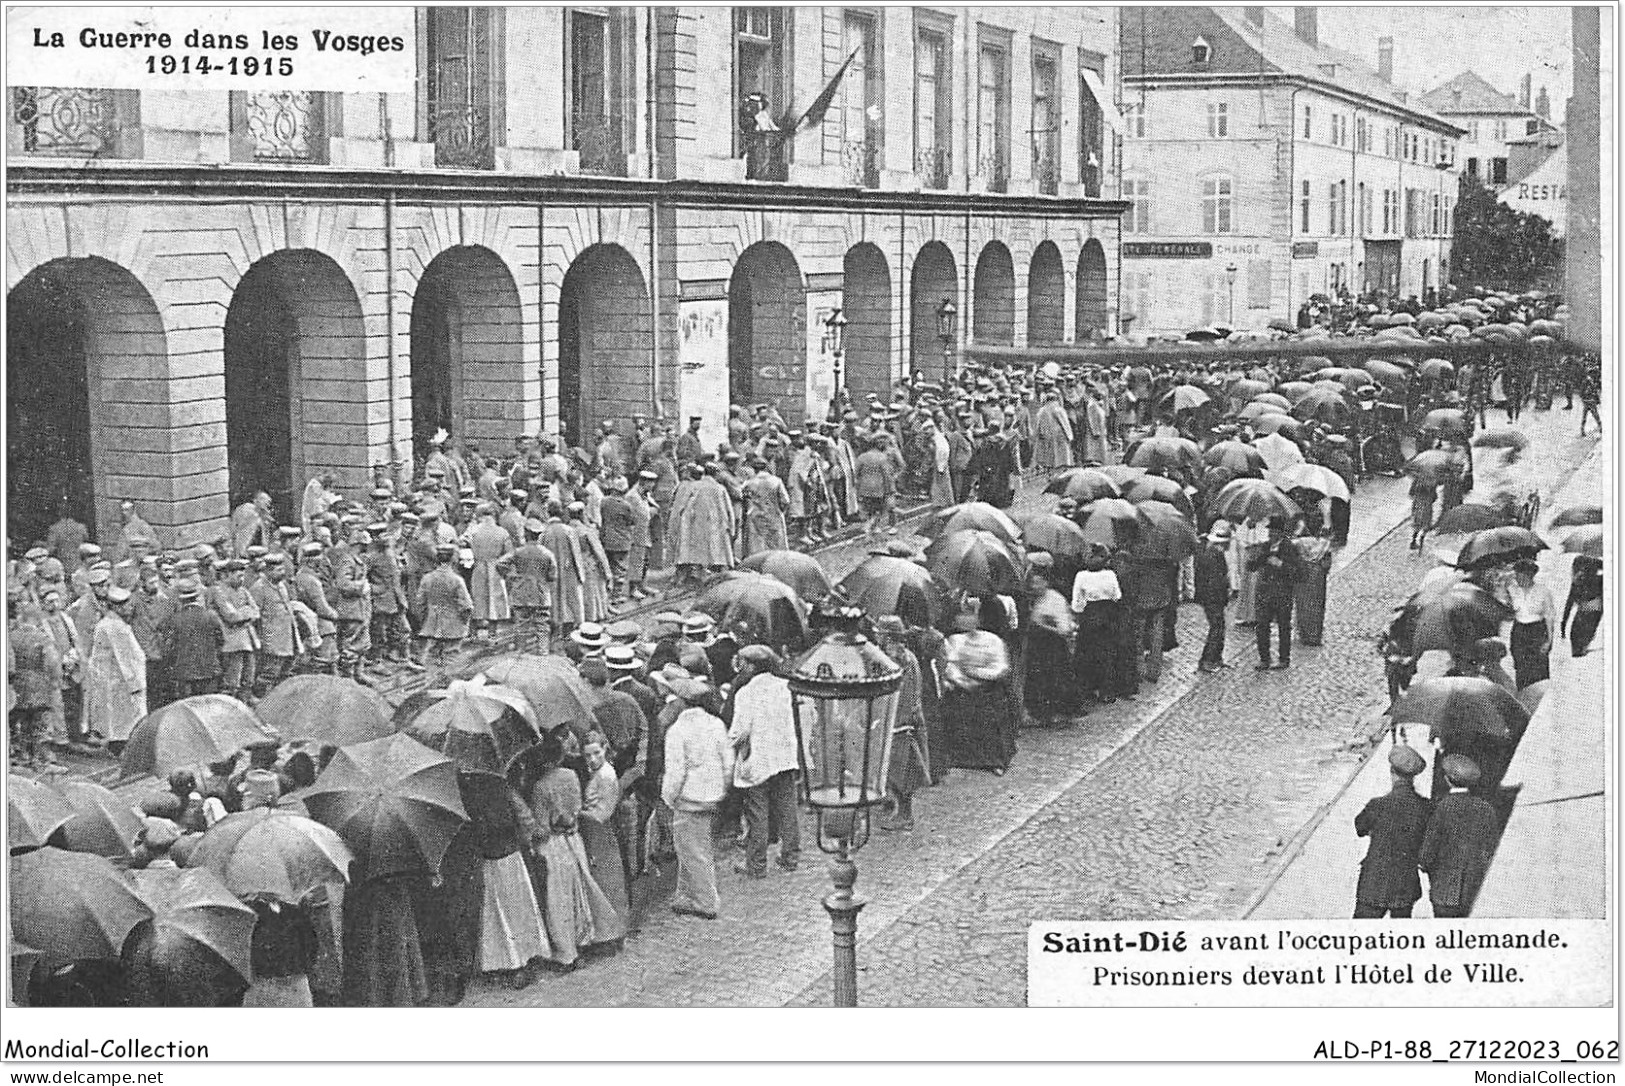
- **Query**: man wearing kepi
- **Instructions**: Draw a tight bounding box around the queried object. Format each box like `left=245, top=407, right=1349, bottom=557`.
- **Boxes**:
left=1352, top=745, right=1431, bottom=919
left=1419, top=754, right=1500, bottom=919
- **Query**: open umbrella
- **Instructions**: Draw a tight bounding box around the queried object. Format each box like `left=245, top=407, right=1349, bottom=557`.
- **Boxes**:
left=1228, top=378, right=1270, bottom=400
left=1099, top=464, right=1147, bottom=487
left=1130, top=501, right=1199, bottom=562
left=52, top=780, right=142, bottom=860
left=739, top=549, right=834, bottom=603
left=923, top=502, right=1022, bottom=546
left=1077, top=499, right=1144, bottom=551
left=1433, top=502, right=1509, bottom=535
left=1252, top=432, right=1306, bottom=473
left=406, top=676, right=542, bottom=775
left=8, top=774, right=74, bottom=853
left=126, top=866, right=257, bottom=988
left=1249, top=392, right=1292, bottom=412
left=480, top=654, right=596, bottom=733
left=1561, top=524, right=1603, bottom=558
left=1238, top=400, right=1284, bottom=423
left=1550, top=504, right=1603, bottom=528
left=1404, top=449, right=1457, bottom=486
left=1455, top=526, right=1546, bottom=569
left=1203, top=440, right=1266, bottom=478
left=1310, top=378, right=1352, bottom=398
left=1292, top=388, right=1353, bottom=423
left=254, top=676, right=394, bottom=748
left=121, top=695, right=274, bottom=780
left=1471, top=429, right=1530, bottom=452
left=1251, top=414, right=1302, bottom=438
left=926, top=529, right=1025, bottom=597
left=1393, top=676, right=1529, bottom=744
left=1418, top=358, right=1455, bottom=382
left=1122, top=475, right=1195, bottom=517
left=1421, top=408, right=1471, bottom=438
left=1396, top=576, right=1512, bottom=655
left=1270, top=462, right=1350, bottom=502
left=10, top=848, right=153, bottom=967
left=189, top=807, right=353, bottom=904
left=1210, top=479, right=1301, bottom=525
left=836, top=555, right=947, bottom=630
left=1360, top=358, right=1411, bottom=389
left=1277, top=380, right=1314, bottom=403
left=1127, top=435, right=1202, bottom=478
left=302, top=733, right=468, bottom=882
left=1013, top=512, right=1090, bottom=563
left=696, top=570, right=810, bottom=647
left=1045, top=467, right=1121, bottom=502
left=1160, top=384, right=1210, bottom=412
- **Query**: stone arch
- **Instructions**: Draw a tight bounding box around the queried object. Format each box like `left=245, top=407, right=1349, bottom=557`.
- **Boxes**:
left=1027, top=241, right=1066, bottom=344
left=841, top=242, right=892, bottom=410
left=558, top=244, right=654, bottom=450
left=7, top=257, right=171, bottom=545
left=409, top=245, right=526, bottom=467
left=225, top=249, right=367, bottom=520
left=1076, top=238, right=1110, bottom=341
left=909, top=241, right=958, bottom=379
left=973, top=241, right=1016, bottom=345
left=728, top=241, right=807, bottom=424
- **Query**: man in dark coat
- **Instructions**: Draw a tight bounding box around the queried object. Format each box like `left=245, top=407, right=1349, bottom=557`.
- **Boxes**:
left=598, top=477, right=634, bottom=603
left=1193, top=520, right=1233, bottom=672
left=413, top=544, right=474, bottom=670
left=1419, top=754, right=1500, bottom=918
left=160, top=580, right=225, bottom=697
left=1353, top=745, right=1432, bottom=918
left=1247, top=516, right=1302, bottom=670
left=364, top=530, right=410, bottom=667
left=1122, top=554, right=1177, bottom=684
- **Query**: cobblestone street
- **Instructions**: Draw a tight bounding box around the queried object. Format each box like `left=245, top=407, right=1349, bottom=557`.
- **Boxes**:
left=455, top=407, right=1601, bottom=1009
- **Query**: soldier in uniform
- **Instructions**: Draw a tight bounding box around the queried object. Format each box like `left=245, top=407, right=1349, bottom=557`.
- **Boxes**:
left=327, top=526, right=374, bottom=686
left=1352, top=745, right=1432, bottom=918
left=252, top=554, right=301, bottom=695
left=294, top=543, right=340, bottom=675
left=414, top=543, right=474, bottom=671
left=209, top=558, right=262, bottom=704
left=364, top=525, right=412, bottom=668
left=160, top=580, right=225, bottom=698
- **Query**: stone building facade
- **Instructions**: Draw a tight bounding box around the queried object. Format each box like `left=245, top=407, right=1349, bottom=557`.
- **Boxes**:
left=7, top=6, right=1126, bottom=547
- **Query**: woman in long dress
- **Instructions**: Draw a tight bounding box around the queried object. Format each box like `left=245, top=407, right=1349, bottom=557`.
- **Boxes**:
left=341, top=871, right=428, bottom=1007
left=1409, top=478, right=1437, bottom=551
left=875, top=617, right=929, bottom=831
left=521, top=735, right=625, bottom=968
left=940, top=613, right=1018, bottom=775
left=458, top=771, right=550, bottom=989
left=1071, top=546, right=1126, bottom=704
left=1023, top=561, right=1078, bottom=724
left=578, top=732, right=631, bottom=926
left=1293, top=516, right=1335, bottom=648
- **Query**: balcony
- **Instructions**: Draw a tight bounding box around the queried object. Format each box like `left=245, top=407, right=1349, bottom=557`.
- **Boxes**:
left=10, top=87, right=119, bottom=157
left=980, top=148, right=1009, bottom=194
left=571, top=110, right=627, bottom=177
left=244, top=91, right=327, bottom=163
left=916, top=145, right=951, bottom=190
left=432, top=103, right=495, bottom=171
left=843, top=138, right=880, bottom=189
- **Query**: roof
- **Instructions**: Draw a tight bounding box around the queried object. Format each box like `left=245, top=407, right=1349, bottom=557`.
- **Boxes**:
left=1420, top=71, right=1525, bottom=116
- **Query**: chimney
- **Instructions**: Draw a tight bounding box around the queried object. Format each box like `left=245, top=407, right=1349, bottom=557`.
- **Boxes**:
left=1244, top=7, right=1264, bottom=29
left=1294, top=8, right=1318, bottom=48
left=1519, top=73, right=1532, bottom=109
left=1377, top=37, right=1394, bottom=82
left=1536, top=86, right=1551, bottom=119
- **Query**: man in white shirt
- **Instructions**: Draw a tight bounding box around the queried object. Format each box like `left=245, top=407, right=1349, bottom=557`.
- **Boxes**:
left=1504, top=559, right=1557, bottom=690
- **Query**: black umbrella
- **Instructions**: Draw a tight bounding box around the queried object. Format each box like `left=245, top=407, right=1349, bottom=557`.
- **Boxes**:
left=1127, top=435, right=1202, bottom=479
left=1550, top=505, right=1603, bottom=528
left=837, top=555, right=948, bottom=630
left=1394, top=677, right=1529, bottom=744
left=696, top=571, right=811, bottom=647
left=1455, top=526, right=1547, bottom=569
left=1045, top=467, right=1121, bottom=502
left=1130, top=501, right=1198, bottom=562
left=1433, top=502, right=1509, bottom=535
left=1203, top=441, right=1266, bottom=478
left=1122, top=475, right=1195, bottom=517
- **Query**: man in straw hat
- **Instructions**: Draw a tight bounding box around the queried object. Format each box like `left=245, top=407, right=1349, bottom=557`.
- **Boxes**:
left=1352, top=745, right=1431, bottom=918
left=1194, top=520, right=1234, bottom=673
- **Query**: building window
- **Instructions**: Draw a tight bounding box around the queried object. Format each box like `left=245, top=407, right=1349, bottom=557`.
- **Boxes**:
left=1079, top=63, right=1105, bottom=198
left=736, top=7, right=789, bottom=180
left=566, top=9, right=632, bottom=176
left=1357, top=182, right=1367, bottom=235
left=1431, top=192, right=1441, bottom=235
left=1444, top=195, right=1454, bottom=235
left=1383, top=126, right=1393, bottom=158
left=1202, top=175, right=1234, bottom=235
left=423, top=6, right=502, bottom=170
left=1125, top=270, right=1153, bottom=329
left=1302, top=104, right=1312, bottom=139
left=1466, top=157, right=1479, bottom=178
left=1124, top=101, right=1147, bottom=138
left=1493, top=118, right=1508, bottom=141
left=1191, top=37, right=1211, bottom=64
left=840, top=10, right=881, bottom=188
left=1491, top=157, right=1508, bottom=185
left=1327, top=181, right=1341, bottom=235
left=1207, top=101, right=1228, bottom=138
left=1124, top=178, right=1150, bottom=234
left=1031, top=46, right=1060, bottom=195
left=914, top=22, right=952, bottom=188
left=1300, top=180, right=1311, bottom=233
left=234, top=91, right=328, bottom=163
left=1404, top=188, right=1419, bottom=237
left=1200, top=271, right=1229, bottom=326
left=1467, top=120, right=1479, bottom=141
left=1526, top=118, right=1539, bottom=136
left=1382, top=189, right=1397, bottom=234
left=10, top=87, right=125, bottom=158
left=977, top=36, right=1011, bottom=192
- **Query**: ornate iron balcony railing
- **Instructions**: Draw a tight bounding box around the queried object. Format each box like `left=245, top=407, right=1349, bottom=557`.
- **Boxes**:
left=11, top=87, right=118, bottom=157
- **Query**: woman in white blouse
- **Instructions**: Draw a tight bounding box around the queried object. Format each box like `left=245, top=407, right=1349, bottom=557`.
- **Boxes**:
left=1071, top=544, right=1128, bottom=704
left=1505, top=559, right=1558, bottom=689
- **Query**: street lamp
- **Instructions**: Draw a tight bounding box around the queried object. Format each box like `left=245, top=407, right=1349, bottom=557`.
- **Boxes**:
left=823, top=307, right=848, bottom=396
left=1224, top=262, right=1238, bottom=327
left=1435, top=157, right=1454, bottom=304
left=786, top=605, right=904, bottom=1008
left=936, top=298, right=958, bottom=388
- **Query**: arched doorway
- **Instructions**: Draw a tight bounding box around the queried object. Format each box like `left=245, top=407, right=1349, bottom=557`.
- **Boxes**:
left=558, top=245, right=653, bottom=449
left=909, top=241, right=957, bottom=379
left=1027, top=241, right=1065, bottom=344
left=7, top=257, right=167, bottom=545
left=409, top=246, right=525, bottom=464
left=972, top=242, right=1015, bottom=345
left=728, top=242, right=806, bottom=424
left=1076, top=239, right=1110, bottom=341
left=841, top=243, right=891, bottom=410
left=226, top=250, right=366, bottom=520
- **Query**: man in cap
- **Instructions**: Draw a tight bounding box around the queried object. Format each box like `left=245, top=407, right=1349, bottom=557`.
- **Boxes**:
left=365, top=526, right=412, bottom=668
left=568, top=500, right=614, bottom=624
left=414, top=543, right=474, bottom=670
left=115, top=500, right=161, bottom=564
left=10, top=595, right=64, bottom=766
left=301, top=471, right=340, bottom=537
left=37, top=584, right=88, bottom=749
left=726, top=644, right=800, bottom=876
left=580, top=655, right=643, bottom=778
left=209, top=558, right=262, bottom=704
left=467, top=503, right=515, bottom=640
left=1352, top=745, right=1432, bottom=918
left=1247, top=516, right=1302, bottom=670
left=86, top=584, right=147, bottom=756
left=294, top=542, right=341, bottom=675
left=160, top=580, right=225, bottom=698
left=128, top=560, right=175, bottom=711
left=1419, top=755, right=1499, bottom=918
left=327, top=525, right=374, bottom=685
left=70, top=543, right=105, bottom=599
left=676, top=415, right=706, bottom=466
left=232, top=491, right=275, bottom=558
left=252, top=554, right=301, bottom=695
left=508, top=518, right=557, bottom=643
left=1194, top=520, right=1234, bottom=673
left=597, top=475, right=634, bottom=604
left=538, top=501, right=586, bottom=638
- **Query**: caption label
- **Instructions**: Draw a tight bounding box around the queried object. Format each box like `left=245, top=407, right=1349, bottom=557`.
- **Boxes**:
left=8, top=7, right=416, bottom=92
left=1029, top=920, right=1611, bottom=1007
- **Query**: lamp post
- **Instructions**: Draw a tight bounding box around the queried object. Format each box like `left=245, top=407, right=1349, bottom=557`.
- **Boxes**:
left=823, top=307, right=848, bottom=400
left=1435, top=157, right=1453, bottom=304
left=1224, top=262, right=1238, bottom=327
left=936, top=298, right=957, bottom=389
left=786, top=605, right=904, bottom=1008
